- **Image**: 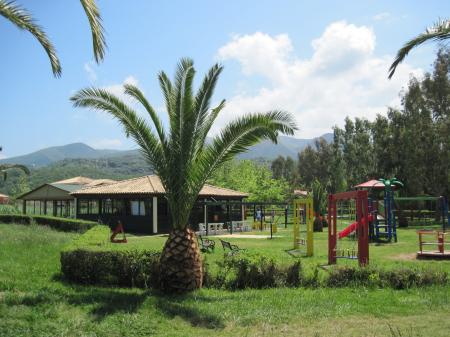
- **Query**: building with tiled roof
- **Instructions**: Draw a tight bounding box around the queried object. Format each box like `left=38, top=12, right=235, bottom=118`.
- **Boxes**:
left=16, top=177, right=116, bottom=217
left=18, top=175, right=248, bottom=234
left=71, top=175, right=248, bottom=234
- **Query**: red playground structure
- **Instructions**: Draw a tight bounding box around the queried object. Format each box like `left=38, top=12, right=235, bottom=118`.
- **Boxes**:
left=328, top=190, right=370, bottom=266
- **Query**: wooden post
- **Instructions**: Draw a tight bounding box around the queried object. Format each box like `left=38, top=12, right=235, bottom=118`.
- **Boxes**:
left=357, top=190, right=369, bottom=266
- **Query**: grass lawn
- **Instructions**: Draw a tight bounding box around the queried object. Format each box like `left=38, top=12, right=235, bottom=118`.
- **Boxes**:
left=1, top=223, right=450, bottom=336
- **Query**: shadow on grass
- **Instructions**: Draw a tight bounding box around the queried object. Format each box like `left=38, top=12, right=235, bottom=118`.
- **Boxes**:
left=152, top=291, right=225, bottom=329
left=7, top=275, right=226, bottom=329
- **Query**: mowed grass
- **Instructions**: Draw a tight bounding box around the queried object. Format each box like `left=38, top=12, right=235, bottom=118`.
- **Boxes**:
left=1, top=223, right=450, bottom=336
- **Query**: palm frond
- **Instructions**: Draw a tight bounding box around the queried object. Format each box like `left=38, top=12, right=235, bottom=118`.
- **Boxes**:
left=70, top=88, right=165, bottom=173
left=0, top=0, right=61, bottom=76
left=389, top=19, right=450, bottom=79
left=192, top=111, right=297, bottom=190
left=79, top=0, right=107, bottom=63
left=124, top=83, right=166, bottom=145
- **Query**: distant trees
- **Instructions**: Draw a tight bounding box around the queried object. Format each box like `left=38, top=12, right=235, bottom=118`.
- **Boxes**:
left=270, top=49, right=450, bottom=197
left=211, top=160, right=289, bottom=202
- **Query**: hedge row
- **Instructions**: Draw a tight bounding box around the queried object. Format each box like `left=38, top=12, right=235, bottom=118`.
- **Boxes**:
left=61, top=249, right=161, bottom=288
left=60, top=248, right=449, bottom=290
left=0, top=214, right=98, bottom=232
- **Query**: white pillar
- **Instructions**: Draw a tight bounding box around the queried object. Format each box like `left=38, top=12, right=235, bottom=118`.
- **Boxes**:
left=74, top=198, right=77, bottom=219
left=152, top=196, right=158, bottom=234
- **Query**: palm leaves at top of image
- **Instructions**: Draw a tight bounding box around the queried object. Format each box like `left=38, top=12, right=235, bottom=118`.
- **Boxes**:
left=0, top=164, right=30, bottom=181
left=389, top=18, right=450, bottom=79
left=0, top=0, right=106, bottom=77
left=71, top=58, right=298, bottom=229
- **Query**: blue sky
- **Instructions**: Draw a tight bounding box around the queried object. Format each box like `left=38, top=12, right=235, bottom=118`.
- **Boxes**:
left=1, top=0, right=449, bottom=158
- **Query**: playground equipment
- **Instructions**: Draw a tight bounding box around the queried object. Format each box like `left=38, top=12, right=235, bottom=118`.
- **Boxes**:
left=417, top=230, right=450, bottom=258
left=395, top=196, right=449, bottom=231
left=328, top=190, right=369, bottom=266
left=287, top=197, right=313, bottom=257
left=356, top=178, right=402, bottom=243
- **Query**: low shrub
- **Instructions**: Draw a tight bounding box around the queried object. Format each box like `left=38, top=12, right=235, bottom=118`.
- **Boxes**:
left=61, top=249, right=161, bottom=288
left=0, top=204, right=21, bottom=214
left=327, top=265, right=448, bottom=289
left=208, top=253, right=304, bottom=290
left=0, top=214, right=97, bottom=232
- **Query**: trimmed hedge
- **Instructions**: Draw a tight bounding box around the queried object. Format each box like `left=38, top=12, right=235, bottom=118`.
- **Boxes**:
left=326, top=265, right=448, bottom=289
left=61, top=249, right=161, bottom=288
left=0, top=214, right=97, bottom=232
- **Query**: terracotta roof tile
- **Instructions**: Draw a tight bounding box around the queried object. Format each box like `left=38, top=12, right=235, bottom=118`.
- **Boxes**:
left=72, top=175, right=248, bottom=197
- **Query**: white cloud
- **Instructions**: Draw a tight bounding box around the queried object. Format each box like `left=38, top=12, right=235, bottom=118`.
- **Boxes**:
left=88, top=138, right=123, bottom=149
left=103, top=75, right=139, bottom=101
left=373, top=12, right=391, bottom=21
left=84, top=61, right=97, bottom=82
left=215, top=21, right=422, bottom=138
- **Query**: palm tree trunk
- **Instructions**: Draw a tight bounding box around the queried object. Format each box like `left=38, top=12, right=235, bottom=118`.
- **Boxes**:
left=159, top=228, right=203, bottom=292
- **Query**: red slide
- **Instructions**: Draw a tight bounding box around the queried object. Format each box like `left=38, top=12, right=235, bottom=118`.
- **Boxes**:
left=338, top=215, right=372, bottom=239
left=338, top=222, right=357, bottom=239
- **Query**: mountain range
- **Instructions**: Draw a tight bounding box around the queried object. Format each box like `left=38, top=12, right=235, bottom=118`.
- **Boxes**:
left=0, top=133, right=333, bottom=168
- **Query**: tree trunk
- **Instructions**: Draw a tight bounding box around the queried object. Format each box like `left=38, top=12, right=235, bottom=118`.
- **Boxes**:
left=159, top=227, right=203, bottom=293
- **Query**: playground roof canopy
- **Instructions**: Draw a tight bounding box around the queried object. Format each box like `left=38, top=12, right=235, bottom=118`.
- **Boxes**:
left=354, top=179, right=386, bottom=189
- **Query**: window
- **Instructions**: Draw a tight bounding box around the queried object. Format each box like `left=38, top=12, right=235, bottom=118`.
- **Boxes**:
left=79, top=200, right=89, bottom=215
left=130, top=200, right=147, bottom=216
left=102, top=199, right=113, bottom=214
left=88, top=200, right=99, bottom=214
left=46, top=201, right=54, bottom=216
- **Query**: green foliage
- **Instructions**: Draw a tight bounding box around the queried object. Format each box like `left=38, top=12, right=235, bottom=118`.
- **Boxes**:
left=0, top=156, right=148, bottom=197
left=0, top=0, right=106, bottom=77
left=203, top=253, right=303, bottom=290
left=0, top=204, right=20, bottom=214
left=278, top=49, right=450, bottom=197
left=61, top=249, right=161, bottom=288
left=0, top=214, right=97, bottom=232
left=327, top=266, right=448, bottom=289
left=209, top=159, right=289, bottom=202
left=71, top=59, right=296, bottom=231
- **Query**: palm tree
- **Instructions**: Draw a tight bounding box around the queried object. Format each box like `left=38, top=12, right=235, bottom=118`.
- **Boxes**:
left=389, top=18, right=450, bottom=79
left=0, top=0, right=106, bottom=77
left=0, top=164, right=30, bottom=180
left=71, top=58, right=297, bottom=292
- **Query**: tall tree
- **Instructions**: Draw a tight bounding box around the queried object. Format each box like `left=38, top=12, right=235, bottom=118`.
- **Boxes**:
left=71, top=58, right=297, bottom=292
left=0, top=0, right=106, bottom=77
left=389, top=18, right=450, bottom=79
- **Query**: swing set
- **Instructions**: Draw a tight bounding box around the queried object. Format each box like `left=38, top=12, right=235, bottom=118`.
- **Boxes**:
left=328, top=190, right=369, bottom=266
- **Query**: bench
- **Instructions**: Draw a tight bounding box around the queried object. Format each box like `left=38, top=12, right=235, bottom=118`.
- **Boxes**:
left=198, top=235, right=215, bottom=253
left=219, top=239, right=246, bottom=256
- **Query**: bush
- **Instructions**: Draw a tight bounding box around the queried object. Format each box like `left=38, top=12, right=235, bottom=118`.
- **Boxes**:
left=327, top=265, right=448, bottom=289
left=0, top=214, right=97, bottom=232
left=0, top=204, right=21, bottom=214
left=208, top=253, right=304, bottom=290
left=61, top=249, right=161, bottom=288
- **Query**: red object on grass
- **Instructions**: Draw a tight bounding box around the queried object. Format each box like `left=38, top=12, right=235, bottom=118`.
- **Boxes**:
left=110, top=222, right=127, bottom=243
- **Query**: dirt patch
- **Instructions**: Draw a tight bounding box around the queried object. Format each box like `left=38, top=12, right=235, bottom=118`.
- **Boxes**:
left=390, top=253, right=418, bottom=261
left=214, top=234, right=282, bottom=239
